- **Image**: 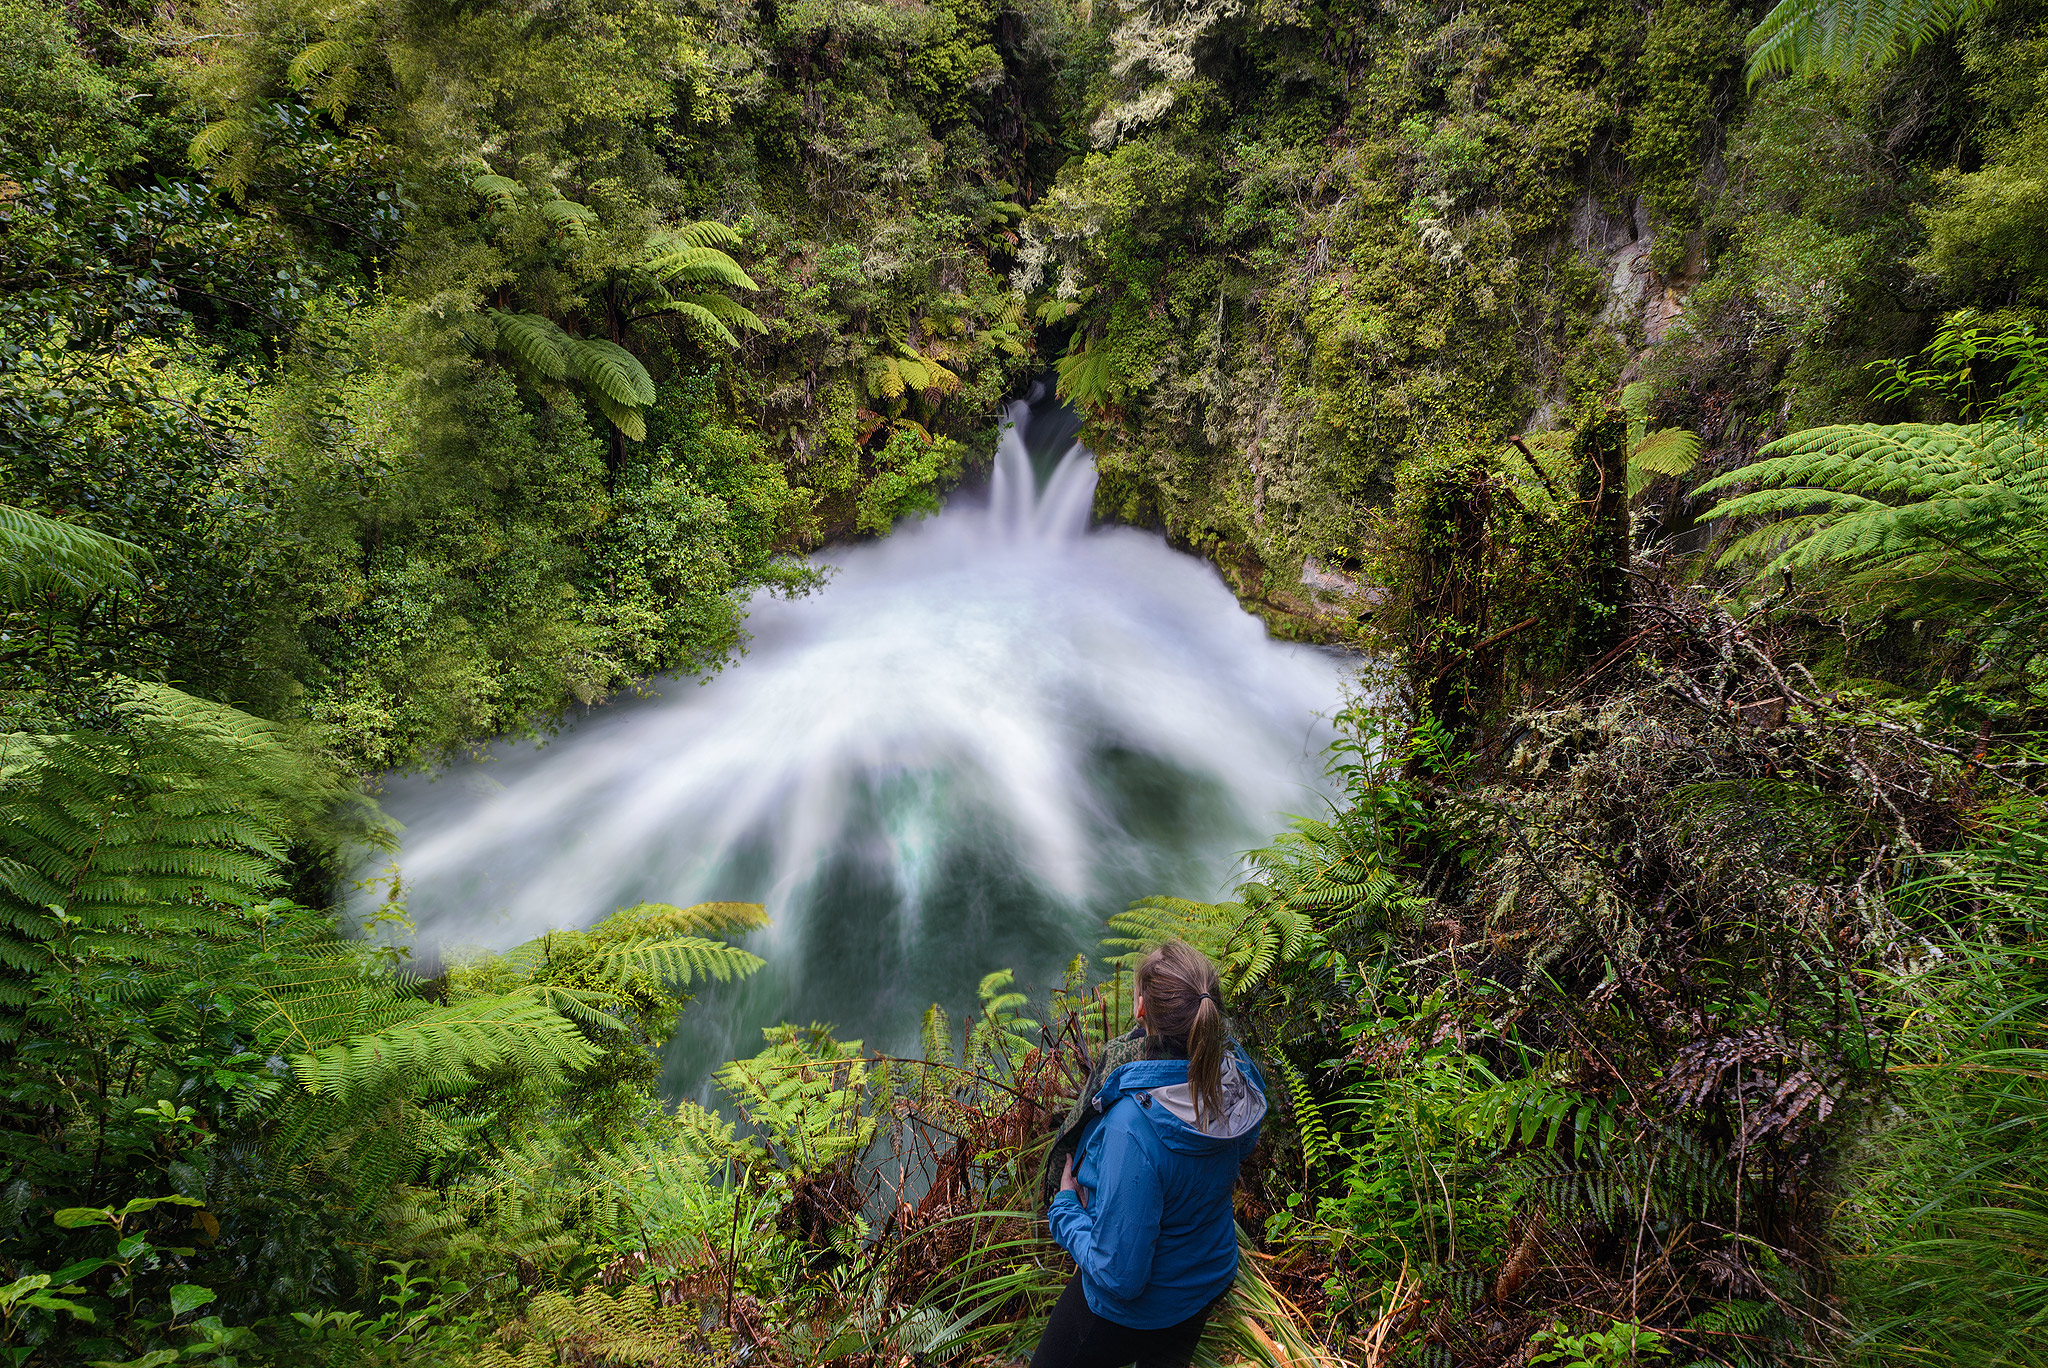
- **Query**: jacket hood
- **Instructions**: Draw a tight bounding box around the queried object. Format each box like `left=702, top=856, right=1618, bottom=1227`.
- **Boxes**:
left=1095, top=1049, right=1268, bottom=1154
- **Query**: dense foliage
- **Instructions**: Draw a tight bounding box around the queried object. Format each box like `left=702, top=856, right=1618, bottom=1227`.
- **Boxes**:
left=4, top=0, right=2047, bottom=1365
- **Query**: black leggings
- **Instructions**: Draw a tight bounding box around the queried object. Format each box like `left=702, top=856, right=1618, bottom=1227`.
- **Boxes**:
left=1029, top=1273, right=1215, bottom=1368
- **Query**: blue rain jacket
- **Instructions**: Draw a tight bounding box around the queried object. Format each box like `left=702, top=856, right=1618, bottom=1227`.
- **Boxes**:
left=1047, top=1048, right=1267, bottom=1329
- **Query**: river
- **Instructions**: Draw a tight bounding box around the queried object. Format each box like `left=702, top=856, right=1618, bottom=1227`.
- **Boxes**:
left=364, top=386, right=1358, bottom=1095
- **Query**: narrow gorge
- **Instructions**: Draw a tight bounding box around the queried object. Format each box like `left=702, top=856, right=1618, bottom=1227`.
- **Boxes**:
left=2, top=1, right=2044, bottom=1365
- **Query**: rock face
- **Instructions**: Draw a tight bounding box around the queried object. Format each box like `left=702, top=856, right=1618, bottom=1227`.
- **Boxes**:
left=1589, top=194, right=1689, bottom=346
left=1300, top=556, right=1369, bottom=602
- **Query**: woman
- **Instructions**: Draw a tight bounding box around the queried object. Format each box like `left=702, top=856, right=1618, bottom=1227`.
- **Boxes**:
left=1035, top=941, right=1268, bottom=1368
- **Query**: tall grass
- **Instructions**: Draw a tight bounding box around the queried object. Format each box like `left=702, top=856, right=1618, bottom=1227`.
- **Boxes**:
left=1838, top=826, right=2048, bottom=1367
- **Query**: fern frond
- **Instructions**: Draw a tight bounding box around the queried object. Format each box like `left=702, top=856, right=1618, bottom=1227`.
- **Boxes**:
left=865, top=354, right=908, bottom=400
left=0, top=503, right=146, bottom=603
left=1055, top=341, right=1118, bottom=409
left=663, top=300, right=743, bottom=349
left=591, top=936, right=764, bottom=985
left=642, top=245, right=758, bottom=291
left=186, top=119, right=246, bottom=168
left=593, top=901, right=768, bottom=940
left=285, top=38, right=355, bottom=90
left=1700, top=420, right=2048, bottom=618
left=1104, top=895, right=1315, bottom=996
left=0, top=683, right=315, bottom=1015
left=1746, top=0, right=1995, bottom=83
left=589, top=389, right=649, bottom=443
left=1627, top=428, right=1703, bottom=499
left=654, top=219, right=744, bottom=250
left=537, top=197, right=596, bottom=231
left=487, top=310, right=570, bottom=381
left=471, top=173, right=528, bottom=209
left=298, top=991, right=590, bottom=1095
left=1277, top=1057, right=1337, bottom=1172
left=471, top=1282, right=714, bottom=1368
left=1620, top=380, right=1656, bottom=423
left=563, top=337, right=656, bottom=409
left=676, top=292, right=767, bottom=334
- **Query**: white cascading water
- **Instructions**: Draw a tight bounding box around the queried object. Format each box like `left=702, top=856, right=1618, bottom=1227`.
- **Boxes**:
left=366, top=388, right=1357, bottom=1094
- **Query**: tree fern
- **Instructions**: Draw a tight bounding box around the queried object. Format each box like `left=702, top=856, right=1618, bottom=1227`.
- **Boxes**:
left=1626, top=427, right=1704, bottom=498
left=485, top=310, right=658, bottom=441
left=566, top=336, right=657, bottom=442
left=565, top=337, right=656, bottom=409
left=495, top=901, right=765, bottom=1001
left=1746, top=0, right=1996, bottom=82
left=488, top=309, right=572, bottom=381
left=0, top=683, right=313, bottom=1028
left=1055, top=340, right=1117, bottom=410
left=536, top=197, right=596, bottom=233
left=0, top=502, right=146, bottom=604
left=864, top=345, right=962, bottom=403
left=582, top=935, right=762, bottom=985
left=641, top=244, right=758, bottom=291
left=1102, top=895, right=1314, bottom=996
left=1698, top=420, right=2048, bottom=622
left=283, top=37, right=362, bottom=117
left=470, top=172, right=530, bottom=213
left=602, top=900, right=767, bottom=938
left=153, top=909, right=615, bottom=1205
left=635, top=224, right=765, bottom=349
left=1620, top=380, right=1703, bottom=499
left=285, top=991, right=598, bottom=1106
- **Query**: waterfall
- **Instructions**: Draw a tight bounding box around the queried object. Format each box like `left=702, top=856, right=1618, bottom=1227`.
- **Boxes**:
left=365, top=389, right=1357, bottom=1093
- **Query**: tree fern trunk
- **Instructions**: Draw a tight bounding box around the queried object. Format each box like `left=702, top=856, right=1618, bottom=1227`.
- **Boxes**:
left=1576, top=406, right=1632, bottom=666
left=1412, top=456, right=1496, bottom=759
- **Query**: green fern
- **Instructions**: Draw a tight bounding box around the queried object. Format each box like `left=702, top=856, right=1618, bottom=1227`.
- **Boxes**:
left=470, top=172, right=528, bottom=211
left=635, top=223, right=765, bottom=348
left=0, top=682, right=312, bottom=1028
left=1620, top=380, right=1703, bottom=499
left=284, top=37, right=362, bottom=117
left=1746, top=0, right=1996, bottom=83
left=965, top=968, right=1038, bottom=1074
left=1456, top=1071, right=1618, bottom=1158
left=1698, top=420, right=2048, bottom=622
left=641, top=244, right=757, bottom=291
left=1241, top=812, right=1403, bottom=923
left=1627, top=428, right=1703, bottom=499
left=570, top=337, right=657, bottom=409
left=489, top=309, right=572, bottom=381
left=1102, top=895, right=1314, bottom=996
left=0, top=503, right=146, bottom=604
left=285, top=991, right=598, bottom=1105
left=537, top=197, right=596, bottom=232
left=864, top=345, right=962, bottom=403
left=1055, top=339, right=1117, bottom=410
left=715, top=1024, right=883, bottom=1175
left=469, top=1281, right=719, bottom=1368
left=1509, top=1125, right=1728, bottom=1229
left=1276, top=1057, right=1339, bottom=1174
left=485, top=310, right=658, bottom=442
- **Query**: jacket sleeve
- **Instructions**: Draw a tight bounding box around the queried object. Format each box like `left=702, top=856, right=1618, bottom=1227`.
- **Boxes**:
left=1047, top=1112, right=1162, bottom=1303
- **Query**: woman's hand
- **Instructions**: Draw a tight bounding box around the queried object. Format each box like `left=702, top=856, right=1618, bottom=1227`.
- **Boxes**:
left=1060, top=1155, right=1085, bottom=1206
